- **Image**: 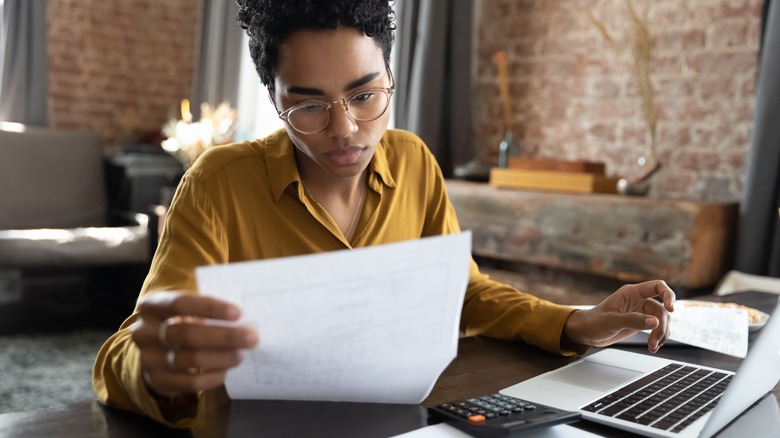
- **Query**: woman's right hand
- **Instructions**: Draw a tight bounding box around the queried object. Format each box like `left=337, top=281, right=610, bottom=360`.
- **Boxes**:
left=131, top=291, right=259, bottom=398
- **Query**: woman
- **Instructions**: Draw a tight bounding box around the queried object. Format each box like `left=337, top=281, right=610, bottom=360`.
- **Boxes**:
left=93, top=0, right=674, bottom=427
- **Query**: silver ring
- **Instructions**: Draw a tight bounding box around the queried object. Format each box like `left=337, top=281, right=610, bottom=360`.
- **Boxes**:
left=158, top=318, right=173, bottom=348
left=166, top=350, right=176, bottom=371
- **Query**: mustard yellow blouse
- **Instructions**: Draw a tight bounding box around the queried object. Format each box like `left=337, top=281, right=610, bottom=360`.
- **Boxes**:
left=93, top=128, right=583, bottom=427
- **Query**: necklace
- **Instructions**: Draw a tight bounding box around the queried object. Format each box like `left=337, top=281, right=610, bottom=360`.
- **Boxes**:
left=300, top=172, right=366, bottom=241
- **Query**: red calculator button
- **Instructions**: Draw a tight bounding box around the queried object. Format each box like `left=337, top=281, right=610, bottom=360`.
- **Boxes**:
left=468, top=415, right=486, bottom=423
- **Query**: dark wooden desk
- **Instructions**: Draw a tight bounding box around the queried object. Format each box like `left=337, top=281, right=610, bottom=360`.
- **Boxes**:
left=1, top=292, right=777, bottom=437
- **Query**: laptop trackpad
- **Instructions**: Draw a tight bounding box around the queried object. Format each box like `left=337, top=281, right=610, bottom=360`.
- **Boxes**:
left=545, top=360, right=644, bottom=392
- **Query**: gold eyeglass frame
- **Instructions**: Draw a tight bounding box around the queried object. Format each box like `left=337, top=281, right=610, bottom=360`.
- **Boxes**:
left=275, top=63, right=395, bottom=135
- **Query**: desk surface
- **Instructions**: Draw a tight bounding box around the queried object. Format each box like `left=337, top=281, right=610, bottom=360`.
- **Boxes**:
left=1, top=292, right=778, bottom=438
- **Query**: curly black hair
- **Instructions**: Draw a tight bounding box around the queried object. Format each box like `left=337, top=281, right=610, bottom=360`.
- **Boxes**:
left=235, top=0, right=396, bottom=93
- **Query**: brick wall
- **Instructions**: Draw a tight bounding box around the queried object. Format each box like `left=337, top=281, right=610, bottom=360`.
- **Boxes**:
left=46, top=0, right=199, bottom=148
left=42, top=0, right=761, bottom=201
left=474, top=0, right=762, bottom=201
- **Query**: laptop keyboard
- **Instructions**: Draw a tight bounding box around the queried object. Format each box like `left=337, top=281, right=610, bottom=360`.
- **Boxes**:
left=582, top=363, right=732, bottom=433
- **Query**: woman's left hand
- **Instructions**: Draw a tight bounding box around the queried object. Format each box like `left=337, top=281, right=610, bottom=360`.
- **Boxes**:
left=563, top=280, right=676, bottom=353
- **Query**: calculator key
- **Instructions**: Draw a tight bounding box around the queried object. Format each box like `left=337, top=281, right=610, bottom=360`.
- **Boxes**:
left=428, top=393, right=580, bottom=437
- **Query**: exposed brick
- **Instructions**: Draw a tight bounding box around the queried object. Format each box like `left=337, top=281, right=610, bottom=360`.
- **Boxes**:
left=620, top=123, right=648, bottom=146
left=740, top=73, right=757, bottom=96
left=654, top=77, right=695, bottom=99
left=575, top=53, right=625, bottom=75
left=573, top=99, right=641, bottom=121
left=482, top=0, right=761, bottom=200
left=699, top=176, right=738, bottom=202
left=656, top=172, right=694, bottom=199
left=653, top=53, right=683, bottom=75
left=587, top=122, right=618, bottom=143
left=688, top=0, right=758, bottom=22
left=44, top=0, right=761, bottom=202
left=654, top=31, right=686, bottom=53
left=675, top=150, right=722, bottom=171
left=512, top=40, right=536, bottom=57
left=683, top=30, right=707, bottom=50
left=699, top=76, right=738, bottom=99
left=656, top=124, right=691, bottom=147
left=692, top=123, right=733, bottom=147
left=726, top=151, right=747, bottom=173
left=685, top=50, right=759, bottom=76
left=747, top=18, right=762, bottom=47
left=46, top=0, right=197, bottom=148
left=648, top=2, right=689, bottom=27
left=509, top=80, right=532, bottom=97
left=708, top=21, right=749, bottom=48
left=587, top=77, right=622, bottom=99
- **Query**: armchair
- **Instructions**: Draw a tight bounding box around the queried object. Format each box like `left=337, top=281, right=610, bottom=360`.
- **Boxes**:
left=0, top=123, right=151, bottom=325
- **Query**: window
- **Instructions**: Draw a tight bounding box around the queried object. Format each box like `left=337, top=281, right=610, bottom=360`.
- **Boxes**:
left=234, top=33, right=284, bottom=142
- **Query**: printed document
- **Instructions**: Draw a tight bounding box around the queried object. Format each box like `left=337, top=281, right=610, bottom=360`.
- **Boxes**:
left=571, top=303, right=749, bottom=357
left=197, top=232, right=472, bottom=403
left=667, top=304, right=749, bottom=358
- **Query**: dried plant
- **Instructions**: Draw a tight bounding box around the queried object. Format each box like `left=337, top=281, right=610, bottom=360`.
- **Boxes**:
left=588, top=0, right=657, bottom=174
left=491, top=50, right=513, bottom=133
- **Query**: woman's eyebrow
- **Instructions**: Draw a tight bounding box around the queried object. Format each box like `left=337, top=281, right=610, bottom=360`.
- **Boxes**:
left=286, top=85, right=322, bottom=96
left=344, top=71, right=381, bottom=91
left=286, top=71, right=382, bottom=96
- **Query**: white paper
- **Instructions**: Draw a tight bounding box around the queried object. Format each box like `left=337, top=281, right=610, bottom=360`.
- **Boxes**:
left=570, top=303, right=749, bottom=357
left=196, top=232, right=472, bottom=403
left=391, top=423, right=602, bottom=438
left=668, top=305, right=749, bottom=358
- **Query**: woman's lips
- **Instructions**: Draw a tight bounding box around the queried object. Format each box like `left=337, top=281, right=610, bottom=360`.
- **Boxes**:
left=326, top=147, right=364, bottom=165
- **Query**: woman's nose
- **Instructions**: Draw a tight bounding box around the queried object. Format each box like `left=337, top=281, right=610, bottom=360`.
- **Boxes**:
left=325, top=100, right=358, bottom=138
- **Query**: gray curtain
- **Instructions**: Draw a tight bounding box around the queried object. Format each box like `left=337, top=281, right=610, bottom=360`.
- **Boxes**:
left=735, top=0, right=780, bottom=277
left=0, top=0, right=48, bottom=126
left=190, top=0, right=243, bottom=119
left=393, top=0, right=474, bottom=177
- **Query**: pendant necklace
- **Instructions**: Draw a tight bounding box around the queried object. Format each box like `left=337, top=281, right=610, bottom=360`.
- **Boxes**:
left=301, top=172, right=366, bottom=240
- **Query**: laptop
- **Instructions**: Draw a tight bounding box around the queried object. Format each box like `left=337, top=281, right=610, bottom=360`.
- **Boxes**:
left=501, top=300, right=780, bottom=437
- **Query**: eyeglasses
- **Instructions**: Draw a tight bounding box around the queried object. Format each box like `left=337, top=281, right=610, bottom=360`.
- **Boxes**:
left=276, top=67, right=395, bottom=135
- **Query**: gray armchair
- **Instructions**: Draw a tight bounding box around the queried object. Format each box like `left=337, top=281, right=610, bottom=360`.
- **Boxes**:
left=0, top=124, right=151, bottom=324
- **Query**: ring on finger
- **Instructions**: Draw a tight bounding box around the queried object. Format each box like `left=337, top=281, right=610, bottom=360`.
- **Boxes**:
left=166, top=350, right=177, bottom=371
left=158, top=317, right=178, bottom=349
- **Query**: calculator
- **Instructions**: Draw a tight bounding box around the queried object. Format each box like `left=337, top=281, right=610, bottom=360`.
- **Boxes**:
left=427, top=393, right=581, bottom=437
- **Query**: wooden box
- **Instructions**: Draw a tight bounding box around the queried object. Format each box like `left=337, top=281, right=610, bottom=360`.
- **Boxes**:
left=489, top=168, right=620, bottom=194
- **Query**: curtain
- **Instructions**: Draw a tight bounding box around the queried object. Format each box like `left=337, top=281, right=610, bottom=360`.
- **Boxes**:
left=189, top=0, right=243, bottom=119
left=0, top=0, right=48, bottom=126
left=735, top=0, right=780, bottom=277
left=393, top=0, right=474, bottom=177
